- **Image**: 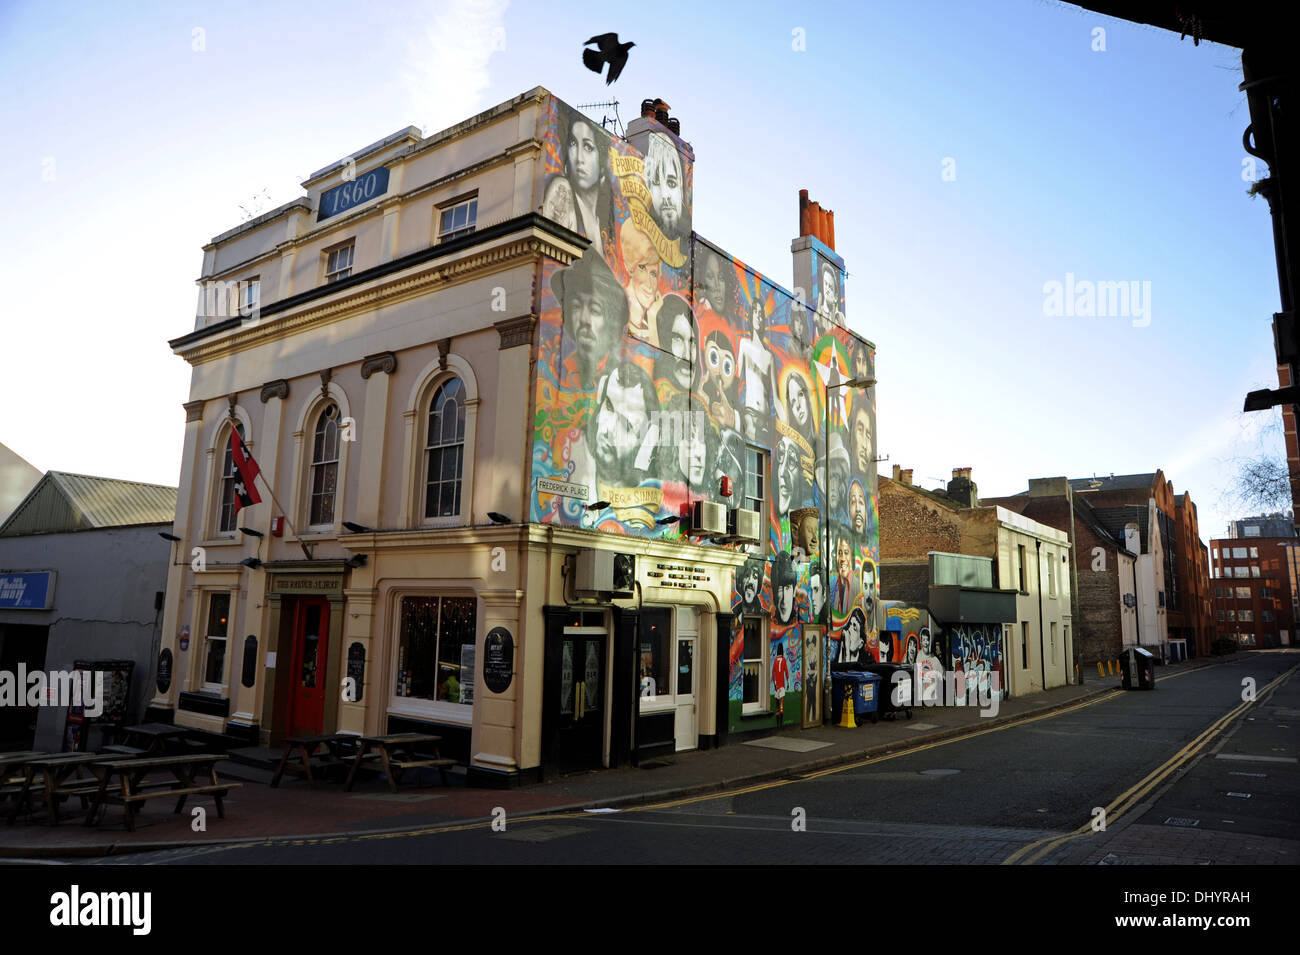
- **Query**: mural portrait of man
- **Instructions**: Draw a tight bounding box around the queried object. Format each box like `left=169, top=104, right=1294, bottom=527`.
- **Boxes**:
left=829, top=529, right=860, bottom=618
left=775, top=434, right=809, bottom=517
left=819, top=432, right=851, bottom=519
left=851, top=402, right=873, bottom=478
left=588, top=362, right=660, bottom=488
left=849, top=479, right=868, bottom=543
left=643, top=131, right=689, bottom=243
left=807, top=558, right=826, bottom=621
left=552, top=249, right=627, bottom=389
left=773, top=550, right=798, bottom=626
left=735, top=556, right=765, bottom=616
left=653, top=294, right=698, bottom=393
left=838, top=607, right=866, bottom=666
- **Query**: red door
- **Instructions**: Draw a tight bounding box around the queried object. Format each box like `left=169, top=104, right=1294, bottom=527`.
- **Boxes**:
left=288, top=597, right=330, bottom=737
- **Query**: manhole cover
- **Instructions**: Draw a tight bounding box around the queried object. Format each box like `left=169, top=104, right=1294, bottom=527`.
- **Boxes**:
left=919, top=769, right=961, bottom=776
left=1164, top=817, right=1199, bottom=827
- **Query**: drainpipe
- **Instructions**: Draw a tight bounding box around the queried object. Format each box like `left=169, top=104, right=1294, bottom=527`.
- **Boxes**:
left=1035, top=538, right=1046, bottom=691
left=1067, top=485, right=1080, bottom=684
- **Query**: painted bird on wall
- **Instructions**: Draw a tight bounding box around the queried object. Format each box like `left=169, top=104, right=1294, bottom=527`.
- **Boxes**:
left=583, top=33, right=635, bottom=85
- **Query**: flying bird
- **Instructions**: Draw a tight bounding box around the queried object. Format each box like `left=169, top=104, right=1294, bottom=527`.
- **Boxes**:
left=583, top=33, right=634, bottom=85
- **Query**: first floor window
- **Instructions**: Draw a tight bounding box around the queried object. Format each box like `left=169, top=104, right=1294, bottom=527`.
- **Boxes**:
left=203, top=592, right=231, bottom=689
left=325, top=242, right=354, bottom=283
left=741, top=616, right=766, bottom=713
left=438, top=197, right=478, bottom=241
left=309, top=404, right=340, bottom=526
left=218, top=423, right=246, bottom=534
left=425, top=377, right=466, bottom=519
left=395, top=596, right=476, bottom=705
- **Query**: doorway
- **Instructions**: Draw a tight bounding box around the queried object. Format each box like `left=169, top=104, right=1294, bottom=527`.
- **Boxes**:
left=287, top=597, right=330, bottom=737
left=550, top=626, right=607, bottom=773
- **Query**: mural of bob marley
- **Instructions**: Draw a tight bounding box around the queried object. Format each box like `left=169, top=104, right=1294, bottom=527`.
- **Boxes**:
left=530, top=95, right=875, bottom=732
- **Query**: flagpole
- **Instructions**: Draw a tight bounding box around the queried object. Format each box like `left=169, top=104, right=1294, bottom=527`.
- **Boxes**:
left=231, top=419, right=314, bottom=561
left=252, top=475, right=314, bottom=561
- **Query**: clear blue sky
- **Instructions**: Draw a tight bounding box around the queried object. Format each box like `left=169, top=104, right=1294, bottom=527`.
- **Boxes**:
left=0, top=0, right=1283, bottom=541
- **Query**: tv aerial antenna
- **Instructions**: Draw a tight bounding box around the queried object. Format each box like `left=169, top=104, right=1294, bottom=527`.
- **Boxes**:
left=576, top=99, right=624, bottom=138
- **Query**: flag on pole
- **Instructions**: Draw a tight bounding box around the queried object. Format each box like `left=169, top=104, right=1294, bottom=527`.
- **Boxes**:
left=230, top=428, right=263, bottom=516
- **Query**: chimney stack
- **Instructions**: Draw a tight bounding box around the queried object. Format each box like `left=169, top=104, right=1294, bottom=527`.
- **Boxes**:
left=900, top=468, right=914, bottom=486
left=892, top=464, right=901, bottom=481
left=946, top=467, right=979, bottom=508
left=797, top=190, right=836, bottom=252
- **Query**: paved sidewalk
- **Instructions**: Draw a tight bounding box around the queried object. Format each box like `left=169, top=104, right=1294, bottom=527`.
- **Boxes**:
left=0, top=657, right=1226, bottom=859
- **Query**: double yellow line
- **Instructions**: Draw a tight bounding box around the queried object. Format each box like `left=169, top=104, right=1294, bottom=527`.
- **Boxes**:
left=1002, top=665, right=1296, bottom=865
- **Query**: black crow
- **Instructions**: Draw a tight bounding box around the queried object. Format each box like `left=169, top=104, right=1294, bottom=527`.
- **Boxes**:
left=583, top=33, right=634, bottom=85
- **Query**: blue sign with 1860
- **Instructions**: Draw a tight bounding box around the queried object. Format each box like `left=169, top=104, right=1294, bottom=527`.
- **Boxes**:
left=319, top=166, right=390, bottom=221
left=0, top=571, right=56, bottom=610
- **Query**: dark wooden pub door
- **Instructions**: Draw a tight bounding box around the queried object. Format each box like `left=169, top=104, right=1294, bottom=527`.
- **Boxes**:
left=549, top=628, right=606, bottom=773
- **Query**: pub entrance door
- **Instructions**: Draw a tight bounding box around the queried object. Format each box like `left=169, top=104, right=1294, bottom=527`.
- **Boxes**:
left=286, top=596, right=330, bottom=737
left=549, top=626, right=607, bottom=773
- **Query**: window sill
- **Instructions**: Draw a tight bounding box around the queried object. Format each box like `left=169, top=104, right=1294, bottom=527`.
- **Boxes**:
left=387, top=698, right=473, bottom=726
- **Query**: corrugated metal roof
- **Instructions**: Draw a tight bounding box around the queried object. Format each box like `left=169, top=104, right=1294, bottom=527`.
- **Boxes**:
left=0, top=471, right=177, bottom=537
left=1069, top=473, right=1158, bottom=493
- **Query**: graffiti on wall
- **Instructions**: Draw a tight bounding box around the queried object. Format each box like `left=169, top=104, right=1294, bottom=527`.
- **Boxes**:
left=948, top=624, right=1005, bottom=706
left=530, top=96, right=876, bottom=729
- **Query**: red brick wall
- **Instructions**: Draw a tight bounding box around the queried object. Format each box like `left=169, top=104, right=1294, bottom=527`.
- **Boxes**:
left=879, top=478, right=962, bottom=562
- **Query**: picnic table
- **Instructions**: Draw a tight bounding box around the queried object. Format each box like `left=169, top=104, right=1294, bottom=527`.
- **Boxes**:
left=343, top=733, right=454, bottom=793
left=84, top=753, right=241, bottom=832
left=6, top=753, right=121, bottom=826
left=109, top=722, right=193, bottom=756
left=271, top=733, right=376, bottom=788
left=0, top=752, right=48, bottom=806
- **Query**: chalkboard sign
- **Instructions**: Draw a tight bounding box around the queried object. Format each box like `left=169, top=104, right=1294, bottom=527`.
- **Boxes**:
left=483, top=627, right=514, bottom=694
left=157, top=648, right=173, bottom=694
left=241, top=635, right=258, bottom=688
left=346, top=642, right=366, bottom=702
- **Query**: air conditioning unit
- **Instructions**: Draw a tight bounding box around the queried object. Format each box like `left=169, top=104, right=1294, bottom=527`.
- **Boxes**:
left=691, top=499, right=727, bottom=537
left=729, top=507, right=761, bottom=543
left=575, top=550, right=635, bottom=597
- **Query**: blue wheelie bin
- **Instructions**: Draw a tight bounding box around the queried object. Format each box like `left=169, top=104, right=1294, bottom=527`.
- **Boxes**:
left=830, top=670, right=881, bottom=725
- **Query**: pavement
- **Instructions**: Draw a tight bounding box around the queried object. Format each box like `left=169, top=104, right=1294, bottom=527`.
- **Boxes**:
left=0, top=655, right=1235, bottom=859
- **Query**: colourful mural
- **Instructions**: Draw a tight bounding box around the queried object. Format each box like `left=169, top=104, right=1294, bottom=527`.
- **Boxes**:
left=530, top=96, right=877, bottom=733
left=948, top=624, right=1006, bottom=706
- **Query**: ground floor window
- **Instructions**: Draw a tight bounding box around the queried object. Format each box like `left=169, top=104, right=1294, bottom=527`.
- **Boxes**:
left=395, top=595, right=477, bottom=704
left=203, top=592, right=231, bottom=691
left=742, top=616, right=767, bottom=713
left=639, top=608, right=672, bottom=699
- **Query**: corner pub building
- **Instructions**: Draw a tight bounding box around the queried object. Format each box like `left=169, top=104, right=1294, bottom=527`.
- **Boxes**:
left=154, top=88, right=878, bottom=786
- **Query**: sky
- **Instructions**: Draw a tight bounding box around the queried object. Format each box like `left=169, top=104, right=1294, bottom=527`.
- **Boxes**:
left=0, top=0, right=1285, bottom=541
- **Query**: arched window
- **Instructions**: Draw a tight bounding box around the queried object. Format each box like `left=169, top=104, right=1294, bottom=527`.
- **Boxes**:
left=425, top=378, right=465, bottom=519
left=218, top=422, right=246, bottom=533
left=309, top=403, right=340, bottom=526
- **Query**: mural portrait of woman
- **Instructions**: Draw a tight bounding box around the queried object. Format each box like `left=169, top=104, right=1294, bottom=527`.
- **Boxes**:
left=543, top=106, right=614, bottom=256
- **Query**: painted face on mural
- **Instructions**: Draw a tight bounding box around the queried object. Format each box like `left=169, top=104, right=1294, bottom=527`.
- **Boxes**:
left=906, top=636, right=919, bottom=665
left=795, top=512, right=820, bottom=559
left=704, top=334, right=737, bottom=398
left=567, top=119, right=601, bottom=192
left=739, top=559, right=762, bottom=608
left=699, top=254, right=728, bottom=312
left=852, top=406, right=872, bottom=475
left=850, top=482, right=867, bottom=535
left=920, top=628, right=932, bottom=655
left=629, top=250, right=660, bottom=311
left=843, top=612, right=864, bottom=659
left=809, top=567, right=825, bottom=617
left=836, top=537, right=852, bottom=579
left=749, top=297, right=765, bottom=341
left=666, top=312, right=695, bottom=390
left=555, top=251, right=626, bottom=386
left=819, top=263, right=840, bottom=317
left=830, top=459, right=848, bottom=517
left=644, top=133, right=684, bottom=239
left=592, top=366, right=657, bottom=486
left=862, top=561, right=877, bottom=613
left=787, top=375, right=811, bottom=432
left=542, top=177, right=577, bottom=230
left=776, top=436, right=801, bottom=514
left=677, top=423, right=708, bottom=485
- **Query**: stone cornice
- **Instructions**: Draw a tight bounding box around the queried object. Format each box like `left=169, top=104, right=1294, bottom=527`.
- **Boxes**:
left=172, top=217, right=585, bottom=366
left=183, top=400, right=205, bottom=422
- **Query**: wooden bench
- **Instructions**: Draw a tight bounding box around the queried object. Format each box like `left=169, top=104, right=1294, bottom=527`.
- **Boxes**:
left=345, top=733, right=454, bottom=793
left=87, top=754, right=241, bottom=832
left=271, top=733, right=378, bottom=788
left=7, top=753, right=126, bottom=826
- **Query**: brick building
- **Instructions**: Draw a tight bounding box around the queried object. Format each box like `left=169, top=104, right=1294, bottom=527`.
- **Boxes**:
left=1211, top=523, right=1299, bottom=647
left=879, top=467, right=1073, bottom=695
left=984, top=478, right=1138, bottom=667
